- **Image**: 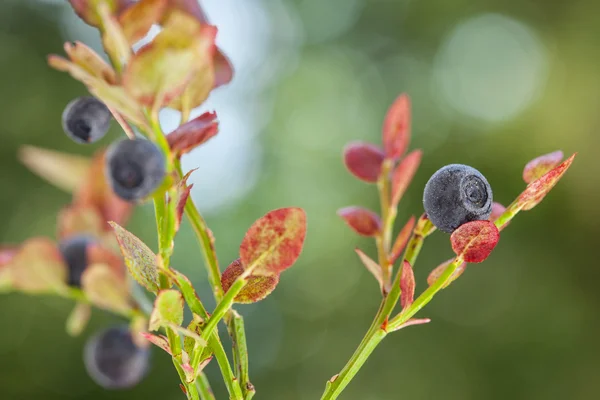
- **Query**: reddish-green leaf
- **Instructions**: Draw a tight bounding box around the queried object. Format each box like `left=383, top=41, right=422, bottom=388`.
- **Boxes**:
left=399, top=261, right=415, bottom=309
left=523, top=150, right=564, bottom=184
left=382, top=94, right=411, bottom=160
left=57, top=205, right=104, bottom=239
left=122, top=10, right=216, bottom=108
left=450, top=220, right=499, bottom=263
left=239, top=208, right=307, bottom=275
left=415, top=213, right=436, bottom=237
left=221, top=258, right=280, bottom=304
left=0, top=247, right=17, bottom=290
left=337, top=206, right=381, bottom=237
left=167, top=112, right=218, bottom=157
left=119, top=0, right=168, bottom=45
left=162, top=0, right=233, bottom=88
left=109, top=222, right=160, bottom=293
left=169, top=269, right=207, bottom=318
left=66, top=302, right=92, bottom=337
left=63, top=41, right=117, bottom=84
left=391, top=150, right=421, bottom=207
left=391, top=318, right=431, bottom=332
left=343, top=142, right=385, bottom=183
left=69, top=0, right=131, bottom=27
left=354, top=249, right=384, bottom=293
left=183, top=317, right=204, bottom=356
left=18, top=146, right=91, bottom=194
left=82, top=263, right=132, bottom=315
left=8, top=238, right=68, bottom=293
left=149, top=289, right=184, bottom=330
left=142, top=332, right=173, bottom=355
left=87, top=243, right=126, bottom=277
left=98, top=3, right=132, bottom=66
left=518, top=153, right=576, bottom=211
left=427, top=258, right=467, bottom=288
left=389, top=216, right=416, bottom=264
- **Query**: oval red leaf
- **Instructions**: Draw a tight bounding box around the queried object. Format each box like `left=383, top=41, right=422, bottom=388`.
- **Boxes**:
left=221, top=258, right=279, bottom=304
left=518, top=153, right=576, bottom=211
left=399, top=261, right=415, bottom=309
left=389, top=216, right=416, bottom=264
left=167, top=112, right=219, bottom=157
left=337, top=207, right=381, bottom=237
left=343, top=142, right=385, bottom=183
left=382, top=94, right=411, bottom=160
left=239, top=207, right=307, bottom=275
left=450, top=220, right=499, bottom=263
left=522, top=150, right=563, bottom=184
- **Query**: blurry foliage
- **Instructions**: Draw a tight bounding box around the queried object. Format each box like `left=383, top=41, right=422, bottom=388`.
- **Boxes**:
left=1, top=0, right=599, bottom=399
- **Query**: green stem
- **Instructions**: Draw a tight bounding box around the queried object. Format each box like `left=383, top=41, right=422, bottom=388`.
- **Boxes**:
left=197, top=372, right=216, bottom=400
left=211, top=335, right=245, bottom=400
left=228, top=310, right=253, bottom=398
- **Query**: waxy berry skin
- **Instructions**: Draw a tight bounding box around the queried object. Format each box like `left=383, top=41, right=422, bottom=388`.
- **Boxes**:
left=423, top=164, right=493, bottom=233
left=62, top=97, right=111, bottom=144
left=84, top=326, right=150, bottom=390
left=59, top=236, right=94, bottom=287
left=105, top=139, right=166, bottom=202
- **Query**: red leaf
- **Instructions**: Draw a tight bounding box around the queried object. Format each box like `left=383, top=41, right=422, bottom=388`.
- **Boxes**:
left=343, top=142, right=385, bottom=183
left=399, top=261, right=415, bottom=309
left=427, top=258, right=467, bottom=288
left=391, top=318, right=431, bottom=332
left=167, top=112, right=219, bottom=157
left=517, top=153, right=576, bottom=211
left=141, top=332, right=173, bottom=355
left=221, top=259, right=279, bottom=304
left=57, top=205, right=104, bottom=239
left=391, top=150, right=421, bottom=207
left=523, top=150, right=564, bottom=184
left=450, top=220, right=499, bottom=263
left=354, top=249, right=384, bottom=293
left=389, top=216, right=416, bottom=264
left=382, top=94, right=411, bottom=160
left=239, top=207, right=307, bottom=275
left=337, top=206, right=381, bottom=237
left=174, top=171, right=194, bottom=232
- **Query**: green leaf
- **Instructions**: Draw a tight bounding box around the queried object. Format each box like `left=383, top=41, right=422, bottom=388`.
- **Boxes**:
left=18, top=146, right=91, bottom=194
left=122, top=10, right=216, bottom=108
left=97, top=2, right=131, bottom=66
left=239, top=207, right=307, bottom=275
left=68, top=0, right=131, bottom=27
left=427, top=258, right=467, bottom=288
left=81, top=263, right=132, bottom=315
left=169, top=269, right=208, bottom=319
left=450, top=220, right=499, bottom=263
left=66, top=303, right=91, bottom=337
left=221, top=258, right=280, bottom=304
left=109, top=222, right=160, bottom=293
left=149, top=289, right=184, bottom=331
left=183, top=318, right=205, bottom=357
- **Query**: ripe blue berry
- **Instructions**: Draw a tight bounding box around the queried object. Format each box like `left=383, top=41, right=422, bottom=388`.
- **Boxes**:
left=84, top=326, right=150, bottom=389
left=59, top=236, right=94, bottom=287
left=105, top=139, right=166, bottom=202
left=423, top=164, right=493, bottom=233
left=62, top=97, right=111, bottom=143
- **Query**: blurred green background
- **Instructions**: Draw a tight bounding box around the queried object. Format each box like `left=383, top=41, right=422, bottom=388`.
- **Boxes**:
left=1, top=0, right=598, bottom=399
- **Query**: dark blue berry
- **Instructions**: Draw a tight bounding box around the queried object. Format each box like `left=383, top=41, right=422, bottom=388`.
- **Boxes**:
left=423, top=164, right=493, bottom=233
left=105, top=139, right=166, bottom=202
left=59, top=236, right=95, bottom=287
left=62, top=97, right=111, bottom=143
left=84, top=326, right=150, bottom=389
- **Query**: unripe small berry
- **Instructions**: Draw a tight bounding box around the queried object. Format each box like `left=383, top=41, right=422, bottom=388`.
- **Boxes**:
left=62, top=97, right=111, bottom=143
left=84, top=326, right=150, bottom=389
left=423, top=164, right=493, bottom=233
left=59, top=236, right=94, bottom=287
left=105, top=139, right=166, bottom=202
